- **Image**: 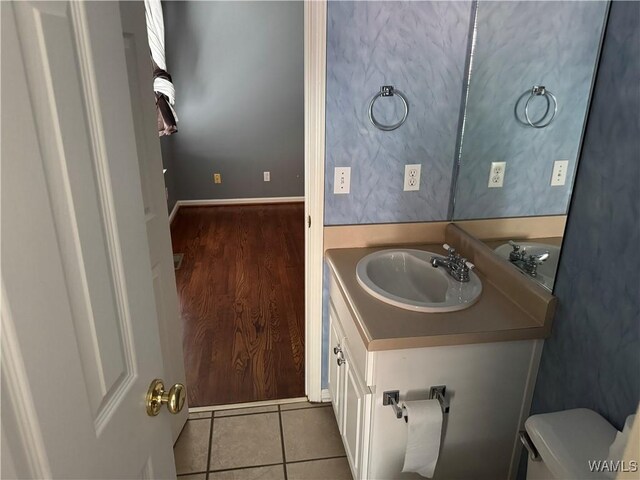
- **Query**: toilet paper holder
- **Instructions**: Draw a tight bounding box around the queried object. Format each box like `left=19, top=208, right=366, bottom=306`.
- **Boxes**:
left=383, top=386, right=450, bottom=421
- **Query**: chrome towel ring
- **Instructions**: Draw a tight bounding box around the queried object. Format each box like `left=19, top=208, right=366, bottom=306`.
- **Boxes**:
left=524, top=85, right=558, bottom=128
left=368, top=85, right=409, bottom=131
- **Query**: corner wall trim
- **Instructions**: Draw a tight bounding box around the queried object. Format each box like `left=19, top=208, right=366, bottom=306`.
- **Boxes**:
left=304, top=0, right=327, bottom=403
left=321, top=389, right=331, bottom=403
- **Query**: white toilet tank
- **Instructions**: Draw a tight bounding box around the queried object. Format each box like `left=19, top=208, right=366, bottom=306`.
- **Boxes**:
left=524, top=408, right=618, bottom=479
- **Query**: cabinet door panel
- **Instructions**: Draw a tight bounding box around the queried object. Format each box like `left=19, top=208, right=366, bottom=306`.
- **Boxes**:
left=328, top=309, right=344, bottom=432
left=342, top=348, right=369, bottom=480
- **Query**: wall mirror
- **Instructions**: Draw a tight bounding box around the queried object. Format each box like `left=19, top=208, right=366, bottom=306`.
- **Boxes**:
left=451, top=0, right=609, bottom=291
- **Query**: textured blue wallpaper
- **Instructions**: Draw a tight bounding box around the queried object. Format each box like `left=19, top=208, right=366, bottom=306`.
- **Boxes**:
left=531, top=0, right=640, bottom=430
left=324, top=1, right=472, bottom=225
left=453, top=1, right=608, bottom=220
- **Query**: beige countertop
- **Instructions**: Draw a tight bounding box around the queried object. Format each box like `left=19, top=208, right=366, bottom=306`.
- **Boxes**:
left=326, top=244, right=553, bottom=351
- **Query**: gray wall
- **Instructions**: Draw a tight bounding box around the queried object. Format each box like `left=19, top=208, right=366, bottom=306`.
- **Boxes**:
left=324, top=1, right=473, bottom=225
left=531, top=0, right=639, bottom=432
left=161, top=1, right=304, bottom=201
left=161, top=145, right=177, bottom=213
left=453, top=1, right=607, bottom=220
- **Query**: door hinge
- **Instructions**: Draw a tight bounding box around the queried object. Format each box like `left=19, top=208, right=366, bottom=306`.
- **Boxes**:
left=308, top=215, right=311, bottom=228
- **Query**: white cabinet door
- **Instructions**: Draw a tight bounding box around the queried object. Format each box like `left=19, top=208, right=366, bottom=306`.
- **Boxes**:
left=328, top=308, right=345, bottom=432
left=1, top=2, right=178, bottom=478
left=342, top=346, right=370, bottom=480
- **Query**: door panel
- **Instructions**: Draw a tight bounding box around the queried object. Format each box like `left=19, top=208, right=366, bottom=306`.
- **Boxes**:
left=1, top=2, right=176, bottom=477
left=119, top=1, right=188, bottom=440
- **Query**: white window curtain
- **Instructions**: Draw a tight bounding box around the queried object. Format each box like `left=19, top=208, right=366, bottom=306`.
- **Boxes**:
left=144, top=0, right=178, bottom=136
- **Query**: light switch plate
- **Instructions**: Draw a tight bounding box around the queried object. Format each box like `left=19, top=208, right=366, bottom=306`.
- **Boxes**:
left=488, top=162, right=506, bottom=188
left=404, top=164, right=421, bottom=191
left=263, top=171, right=270, bottom=182
left=551, top=160, right=569, bottom=186
left=334, top=167, right=351, bottom=194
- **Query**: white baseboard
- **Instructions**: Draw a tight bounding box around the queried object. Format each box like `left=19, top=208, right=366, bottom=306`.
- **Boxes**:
left=179, top=196, right=304, bottom=207
left=321, top=388, right=331, bottom=403
left=168, top=203, right=180, bottom=224
left=167, top=196, right=304, bottom=225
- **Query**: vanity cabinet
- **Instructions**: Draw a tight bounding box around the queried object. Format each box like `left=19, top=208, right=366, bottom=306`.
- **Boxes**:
left=327, top=273, right=544, bottom=480
left=329, top=305, right=372, bottom=480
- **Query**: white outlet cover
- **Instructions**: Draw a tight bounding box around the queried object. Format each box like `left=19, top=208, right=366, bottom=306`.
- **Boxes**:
left=488, top=161, right=506, bottom=188
left=404, top=164, right=421, bottom=191
left=263, top=171, right=270, bottom=182
left=551, top=160, right=569, bottom=186
left=334, top=167, right=351, bottom=194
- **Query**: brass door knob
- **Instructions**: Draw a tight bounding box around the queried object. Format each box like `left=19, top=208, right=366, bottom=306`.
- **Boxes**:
left=146, top=379, right=186, bottom=416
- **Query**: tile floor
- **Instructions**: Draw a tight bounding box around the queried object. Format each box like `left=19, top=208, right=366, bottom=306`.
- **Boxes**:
left=175, top=401, right=353, bottom=480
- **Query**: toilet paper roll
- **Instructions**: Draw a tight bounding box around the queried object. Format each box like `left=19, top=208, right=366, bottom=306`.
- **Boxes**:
left=402, top=399, right=443, bottom=478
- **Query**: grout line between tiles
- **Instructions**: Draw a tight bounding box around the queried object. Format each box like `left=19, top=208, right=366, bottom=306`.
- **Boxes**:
left=213, top=410, right=280, bottom=419
left=207, top=462, right=284, bottom=474
left=205, top=415, right=214, bottom=480
left=177, top=471, right=207, bottom=478
left=285, top=454, right=348, bottom=465
left=278, top=405, right=289, bottom=480
left=212, top=404, right=330, bottom=419
left=278, top=404, right=332, bottom=413
left=202, top=455, right=350, bottom=476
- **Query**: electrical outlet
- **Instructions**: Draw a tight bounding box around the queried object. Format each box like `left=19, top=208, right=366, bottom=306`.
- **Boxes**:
left=551, top=160, right=569, bottom=186
left=404, top=164, right=421, bottom=191
left=263, top=171, right=271, bottom=182
left=213, top=173, right=222, bottom=184
left=488, top=162, right=506, bottom=188
left=334, top=167, right=351, bottom=194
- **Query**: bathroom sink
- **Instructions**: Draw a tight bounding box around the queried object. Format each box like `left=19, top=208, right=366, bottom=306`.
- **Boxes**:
left=494, top=242, right=560, bottom=290
left=355, top=249, right=482, bottom=313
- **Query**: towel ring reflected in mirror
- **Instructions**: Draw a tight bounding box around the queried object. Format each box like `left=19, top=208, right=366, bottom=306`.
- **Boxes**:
left=368, top=85, right=409, bottom=131
left=524, top=85, right=558, bottom=128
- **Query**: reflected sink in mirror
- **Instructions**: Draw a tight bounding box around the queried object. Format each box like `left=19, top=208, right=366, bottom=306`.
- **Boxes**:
left=356, top=249, right=482, bottom=313
left=494, top=242, right=561, bottom=291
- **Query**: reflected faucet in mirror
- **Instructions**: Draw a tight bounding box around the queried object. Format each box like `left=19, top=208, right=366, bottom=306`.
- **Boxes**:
left=491, top=240, right=562, bottom=291
left=506, top=241, right=550, bottom=278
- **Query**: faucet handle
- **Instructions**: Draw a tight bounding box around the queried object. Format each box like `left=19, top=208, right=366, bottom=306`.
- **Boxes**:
left=442, top=243, right=457, bottom=259
left=535, top=251, right=550, bottom=262
left=459, top=258, right=474, bottom=270
left=508, top=240, right=521, bottom=252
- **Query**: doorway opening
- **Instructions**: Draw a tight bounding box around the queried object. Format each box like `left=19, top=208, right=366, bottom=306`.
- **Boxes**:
left=158, top=1, right=314, bottom=408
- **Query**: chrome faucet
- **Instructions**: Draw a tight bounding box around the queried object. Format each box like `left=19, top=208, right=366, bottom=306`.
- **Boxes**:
left=507, top=241, right=549, bottom=278
left=431, top=243, right=475, bottom=282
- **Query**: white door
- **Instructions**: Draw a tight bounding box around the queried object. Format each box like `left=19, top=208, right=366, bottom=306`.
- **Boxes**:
left=1, top=1, right=180, bottom=478
left=119, top=1, right=188, bottom=442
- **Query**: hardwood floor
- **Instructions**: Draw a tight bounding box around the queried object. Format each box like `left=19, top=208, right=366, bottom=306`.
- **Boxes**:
left=170, top=204, right=305, bottom=407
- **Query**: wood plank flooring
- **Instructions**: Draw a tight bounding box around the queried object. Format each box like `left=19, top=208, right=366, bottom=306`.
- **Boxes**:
left=170, top=204, right=305, bottom=407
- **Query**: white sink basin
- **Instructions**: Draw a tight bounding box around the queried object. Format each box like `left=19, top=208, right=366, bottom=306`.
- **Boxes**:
left=355, top=249, right=483, bottom=313
left=494, top=242, right=560, bottom=290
